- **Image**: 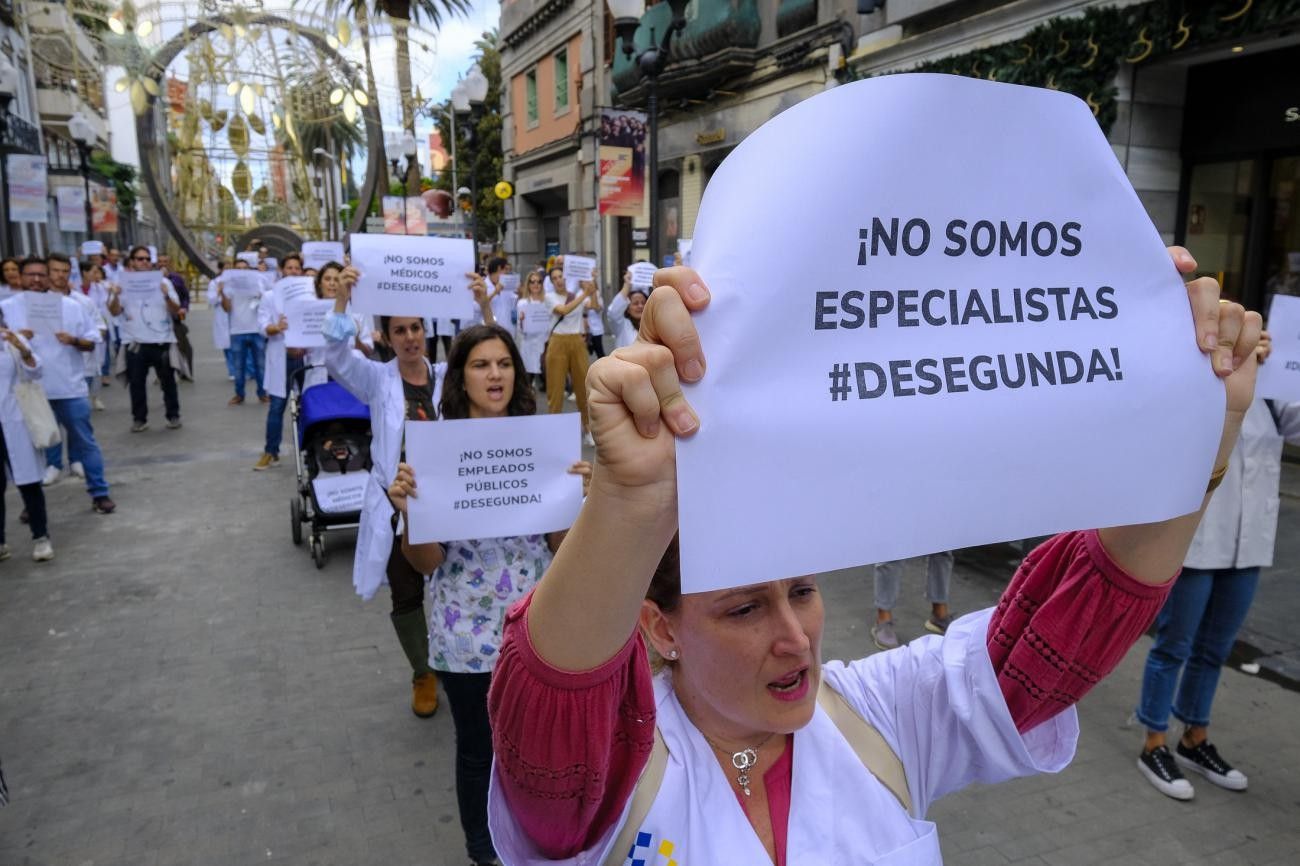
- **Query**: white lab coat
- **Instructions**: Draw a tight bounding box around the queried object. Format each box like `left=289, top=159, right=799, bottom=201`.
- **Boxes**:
left=258, top=288, right=289, bottom=399
left=1185, top=397, right=1300, bottom=569
left=489, top=609, right=1077, bottom=866
left=606, top=292, right=638, bottom=350
left=206, top=276, right=231, bottom=351
left=324, top=313, right=444, bottom=599
left=0, top=337, right=45, bottom=485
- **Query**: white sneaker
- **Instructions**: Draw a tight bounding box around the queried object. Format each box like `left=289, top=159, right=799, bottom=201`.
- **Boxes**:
left=70, top=461, right=85, bottom=479
left=0, top=544, right=10, bottom=561
left=583, top=431, right=595, bottom=447
left=93, top=397, right=106, bottom=411
left=41, top=465, right=62, bottom=486
left=565, top=392, right=576, bottom=403
left=32, top=537, right=54, bottom=562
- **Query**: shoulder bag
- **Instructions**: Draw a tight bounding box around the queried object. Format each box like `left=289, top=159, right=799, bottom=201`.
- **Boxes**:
left=6, top=344, right=61, bottom=449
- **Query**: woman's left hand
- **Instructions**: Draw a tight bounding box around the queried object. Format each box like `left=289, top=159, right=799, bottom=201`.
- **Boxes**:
left=567, top=460, right=593, bottom=497
left=1173, top=246, right=1262, bottom=415
left=388, top=462, right=417, bottom=514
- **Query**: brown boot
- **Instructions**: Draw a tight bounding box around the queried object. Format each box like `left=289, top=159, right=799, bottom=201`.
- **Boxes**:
left=412, top=671, right=439, bottom=718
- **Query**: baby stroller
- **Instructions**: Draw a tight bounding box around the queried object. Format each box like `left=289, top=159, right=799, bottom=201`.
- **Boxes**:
left=289, top=366, right=372, bottom=568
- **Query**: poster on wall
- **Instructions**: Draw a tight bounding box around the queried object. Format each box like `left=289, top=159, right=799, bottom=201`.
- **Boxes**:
left=382, top=196, right=405, bottom=234
left=56, top=186, right=87, bottom=232
left=405, top=196, right=429, bottom=236
left=598, top=108, right=647, bottom=217
left=90, top=184, right=118, bottom=233
left=6, top=155, right=48, bottom=223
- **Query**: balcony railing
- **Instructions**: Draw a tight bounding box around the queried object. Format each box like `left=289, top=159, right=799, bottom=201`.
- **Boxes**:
left=0, top=114, right=43, bottom=155
left=611, top=0, right=761, bottom=97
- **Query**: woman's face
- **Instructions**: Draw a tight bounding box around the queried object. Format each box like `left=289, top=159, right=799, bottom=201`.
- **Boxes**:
left=649, top=578, right=823, bottom=741
left=628, top=291, right=647, bottom=322
left=526, top=273, right=544, bottom=299
left=464, top=338, right=514, bottom=418
left=549, top=268, right=564, bottom=289
left=318, top=267, right=341, bottom=299
left=88, top=266, right=104, bottom=283
left=2, top=261, right=19, bottom=285
left=385, top=316, right=426, bottom=363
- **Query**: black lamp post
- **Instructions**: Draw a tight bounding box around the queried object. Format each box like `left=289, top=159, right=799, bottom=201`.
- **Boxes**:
left=452, top=62, right=489, bottom=252
left=609, top=0, right=688, bottom=267
left=69, top=110, right=97, bottom=240
left=0, top=55, right=20, bottom=258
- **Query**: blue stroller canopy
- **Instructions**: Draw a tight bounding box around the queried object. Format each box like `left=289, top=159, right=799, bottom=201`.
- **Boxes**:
left=299, top=381, right=370, bottom=444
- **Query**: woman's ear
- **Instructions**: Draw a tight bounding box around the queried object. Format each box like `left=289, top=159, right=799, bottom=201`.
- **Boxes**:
left=639, top=598, right=678, bottom=660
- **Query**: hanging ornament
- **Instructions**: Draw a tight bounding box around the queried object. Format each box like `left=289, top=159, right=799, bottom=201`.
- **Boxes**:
left=231, top=161, right=252, bottom=201
left=246, top=113, right=266, bottom=136
left=228, top=113, right=249, bottom=156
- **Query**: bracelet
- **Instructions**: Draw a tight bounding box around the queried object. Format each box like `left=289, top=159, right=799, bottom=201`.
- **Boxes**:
left=1206, top=462, right=1229, bottom=494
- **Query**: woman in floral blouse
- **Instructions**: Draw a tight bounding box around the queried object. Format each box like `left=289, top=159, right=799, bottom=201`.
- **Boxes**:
left=388, top=322, right=590, bottom=866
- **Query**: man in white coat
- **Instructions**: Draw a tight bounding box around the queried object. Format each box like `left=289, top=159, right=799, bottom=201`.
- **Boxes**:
left=1, top=255, right=114, bottom=514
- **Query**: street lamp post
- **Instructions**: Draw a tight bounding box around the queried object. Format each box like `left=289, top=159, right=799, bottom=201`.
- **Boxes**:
left=311, top=147, right=339, bottom=241
left=386, top=131, right=402, bottom=182
left=0, top=55, right=22, bottom=258
left=69, top=110, right=97, bottom=241
left=608, top=0, right=688, bottom=267
left=453, top=64, right=489, bottom=252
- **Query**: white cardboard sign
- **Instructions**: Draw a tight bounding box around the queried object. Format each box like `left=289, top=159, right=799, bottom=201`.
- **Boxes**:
left=312, top=473, right=367, bottom=514
left=562, top=255, right=596, bottom=292
left=236, top=251, right=259, bottom=266
left=119, top=270, right=162, bottom=298
left=285, top=298, right=334, bottom=349
left=1257, top=294, right=1300, bottom=402
left=521, top=303, right=553, bottom=335
left=677, top=239, right=693, bottom=266
left=80, top=240, right=105, bottom=256
left=23, top=292, right=63, bottom=335
left=404, top=413, right=583, bottom=544
left=349, top=233, right=475, bottom=319
left=274, top=276, right=316, bottom=309
left=629, top=262, right=656, bottom=290
left=223, top=271, right=264, bottom=296
left=675, top=74, right=1224, bottom=593
left=499, top=273, right=521, bottom=293
left=302, top=241, right=346, bottom=272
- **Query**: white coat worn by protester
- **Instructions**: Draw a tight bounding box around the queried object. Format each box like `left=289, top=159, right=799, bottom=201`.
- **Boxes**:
left=0, top=336, right=45, bottom=485
left=605, top=293, right=638, bottom=350
left=1185, top=396, right=1300, bottom=569
left=321, top=312, right=444, bottom=599
left=206, top=275, right=232, bottom=352
left=489, top=610, right=1078, bottom=866
left=259, top=288, right=289, bottom=400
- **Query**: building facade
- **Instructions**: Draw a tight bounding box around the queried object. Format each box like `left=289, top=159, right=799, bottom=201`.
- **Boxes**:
left=846, top=0, right=1298, bottom=314
left=0, top=0, right=46, bottom=257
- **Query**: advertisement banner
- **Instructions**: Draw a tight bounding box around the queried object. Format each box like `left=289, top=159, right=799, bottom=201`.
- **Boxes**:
left=6, top=155, right=48, bottom=223
left=382, top=196, right=405, bottom=234
left=405, top=196, right=429, bottom=236
left=56, top=186, right=87, bottom=232
left=598, top=108, right=647, bottom=217
left=90, top=184, right=118, bottom=233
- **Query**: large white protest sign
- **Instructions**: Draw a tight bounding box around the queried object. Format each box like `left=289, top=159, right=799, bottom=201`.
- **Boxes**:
left=1257, top=294, right=1300, bottom=402
left=404, top=413, right=582, bottom=544
left=628, top=262, right=656, bottom=290
left=285, top=298, right=334, bottom=349
left=236, top=251, right=259, bottom=267
left=562, top=255, right=595, bottom=292
left=222, top=271, right=264, bottom=297
left=499, top=273, right=520, bottom=293
left=674, top=74, right=1224, bottom=593
left=349, top=233, right=475, bottom=319
left=23, top=293, right=63, bottom=335
left=313, top=473, right=367, bottom=514
left=119, top=270, right=163, bottom=298
left=274, top=276, right=316, bottom=308
left=521, top=304, right=554, bottom=335
left=302, top=241, right=346, bottom=272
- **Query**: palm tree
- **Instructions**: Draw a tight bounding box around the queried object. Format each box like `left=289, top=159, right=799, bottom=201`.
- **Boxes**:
left=332, top=0, right=472, bottom=193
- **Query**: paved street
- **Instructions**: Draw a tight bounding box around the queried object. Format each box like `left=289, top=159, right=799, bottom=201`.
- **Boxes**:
left=1, top=307, right=1299, bottom=866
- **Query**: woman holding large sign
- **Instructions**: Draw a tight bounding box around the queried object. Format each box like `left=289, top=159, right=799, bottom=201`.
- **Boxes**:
left=485, top=252, right=1262, bottom=864
left=322, top=267, right=495, bottom=719
left=386, top=322, right=591, bottom=866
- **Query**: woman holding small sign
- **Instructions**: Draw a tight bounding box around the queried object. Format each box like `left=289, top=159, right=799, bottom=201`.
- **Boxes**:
left=543, top=261, right=597, bottom=446
left=485, top=250, right=1263, bottom=865
left=515, top=271, right=549, bottom=390
left=322, top=265, right=495, bottom=720
left=386, top=322, right=592, bottom=866
left=606, top=269, right=648, bottom=350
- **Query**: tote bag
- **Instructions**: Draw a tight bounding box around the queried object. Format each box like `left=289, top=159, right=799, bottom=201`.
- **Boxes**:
left=7, top=344, right=61, bottom=449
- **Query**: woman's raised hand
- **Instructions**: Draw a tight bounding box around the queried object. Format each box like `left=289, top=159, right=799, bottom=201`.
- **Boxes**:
left=1172, top=246, right=1261, bottom=415
left=335, top=266, right=359, bottom=311
left=585, top=267, right=709, bottom=501
left=388, top=462, right=417, bottom=515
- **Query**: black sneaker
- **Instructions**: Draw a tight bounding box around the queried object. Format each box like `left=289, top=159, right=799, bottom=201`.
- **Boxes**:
left=1175, top=739, right=1247, bottom=791
left=1137, top=745, right=1194, bottom=800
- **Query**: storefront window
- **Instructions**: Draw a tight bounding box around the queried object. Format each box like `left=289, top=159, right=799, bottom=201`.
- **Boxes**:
left=1183, top=160, right=1254, bottom=301
left=1263, top=156, right=1300, bottom=312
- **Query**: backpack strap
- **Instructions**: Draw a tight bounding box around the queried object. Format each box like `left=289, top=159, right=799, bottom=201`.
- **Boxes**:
left=816, top=679, right=912, bottom=814
left=602, top=678, right=911, bottom=866
left=603, top=728, right=668, bottom=866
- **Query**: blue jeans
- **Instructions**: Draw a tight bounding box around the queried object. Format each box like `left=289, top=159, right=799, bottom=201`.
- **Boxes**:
left=231, top=333, right=266, bottom=399
left=1137, top=566, right=1260, bottom=731
left=223, top=348, right=236, bottom=378
left=264, top=356, right=304, bottom=457
left=44, top=397, right=109, bottom=498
